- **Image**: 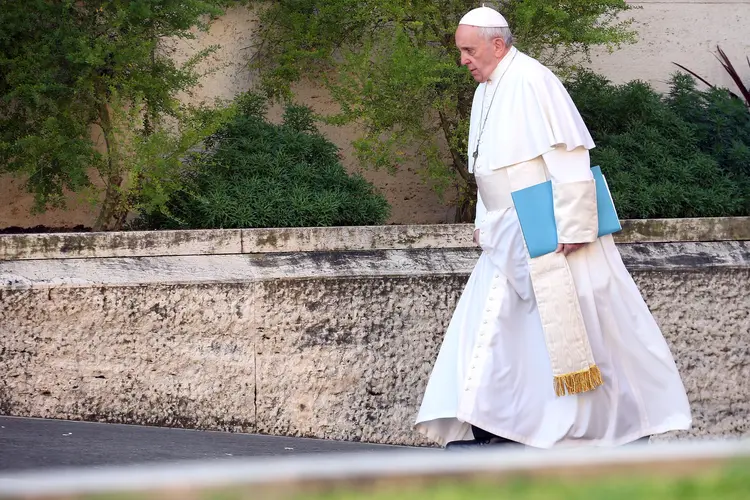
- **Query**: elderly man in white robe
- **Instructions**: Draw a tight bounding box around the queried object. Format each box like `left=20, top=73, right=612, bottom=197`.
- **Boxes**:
left=415, top=6, right=692, bottom=450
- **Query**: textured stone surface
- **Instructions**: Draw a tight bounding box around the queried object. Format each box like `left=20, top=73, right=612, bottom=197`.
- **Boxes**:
left=617, top=241, right=750, bottom=270
left=618, top=217, right=750, bottom=244
left=0, top=229, right=242, bottom=261
left=252, top=276, right=461, bottom=446
left=2, top=218, right=748, bottom=261
left=634, top=270, right=750, bottom=442
left=0, top=249, right=482, bottom=288
left=1, top=242, right=748, bottom=446
left=1, top=242, right=748, bottom=292
left=0, top=284, right=258, bottom=432
left=243, top=225, right=474, bottom=253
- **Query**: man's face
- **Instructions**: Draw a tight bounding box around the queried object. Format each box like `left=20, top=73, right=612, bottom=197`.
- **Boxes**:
left=455, top=25, right=503, bottom=83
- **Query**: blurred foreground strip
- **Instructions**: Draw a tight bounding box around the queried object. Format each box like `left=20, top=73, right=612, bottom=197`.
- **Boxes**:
left=0, top=439, right=748, bottom=500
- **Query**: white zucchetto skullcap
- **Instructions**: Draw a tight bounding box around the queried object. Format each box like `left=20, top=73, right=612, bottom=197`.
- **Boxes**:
left=458, top=6, right=509, bottom=28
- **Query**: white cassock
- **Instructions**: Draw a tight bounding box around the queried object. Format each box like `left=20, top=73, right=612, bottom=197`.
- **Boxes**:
left=415, top=47, right=692, bottom=448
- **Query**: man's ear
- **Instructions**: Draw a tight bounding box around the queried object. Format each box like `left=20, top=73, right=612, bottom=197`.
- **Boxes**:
left=493, top=38, right=507, bottom=56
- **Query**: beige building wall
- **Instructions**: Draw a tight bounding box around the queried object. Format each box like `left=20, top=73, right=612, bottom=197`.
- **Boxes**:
left=2, top=2, right=748, bottom=229
left=589, top=0, right=750, bottom=93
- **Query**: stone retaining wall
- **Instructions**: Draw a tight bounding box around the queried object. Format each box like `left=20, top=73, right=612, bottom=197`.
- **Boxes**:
left=1, top=218, right=749, bottom=446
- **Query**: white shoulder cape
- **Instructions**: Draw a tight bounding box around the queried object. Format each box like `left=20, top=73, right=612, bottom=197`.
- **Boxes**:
left=468, top=50, right=595, bottom=173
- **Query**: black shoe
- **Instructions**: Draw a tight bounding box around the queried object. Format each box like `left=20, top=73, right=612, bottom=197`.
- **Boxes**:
left=444, top=436, right=515, bottom=451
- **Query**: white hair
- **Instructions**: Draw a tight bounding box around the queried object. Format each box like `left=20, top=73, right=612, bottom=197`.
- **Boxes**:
left=478, top=26, right=514, bottom=47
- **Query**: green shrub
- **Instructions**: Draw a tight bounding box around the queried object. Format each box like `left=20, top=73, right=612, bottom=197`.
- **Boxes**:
left=566, top=71, right=750, bottom=219
left=133, top=94, right=391, bottom=229
left=666, top=74, right=750, bottom=201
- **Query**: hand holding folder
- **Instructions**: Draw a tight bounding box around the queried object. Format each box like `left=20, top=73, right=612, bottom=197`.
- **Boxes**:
left=510, top=166, right=621, bottom=258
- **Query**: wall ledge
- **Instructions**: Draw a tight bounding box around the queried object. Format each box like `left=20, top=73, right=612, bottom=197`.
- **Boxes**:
left=1, top=242, right=748, bottom=290
left=1, top=217, right=748, bottom=261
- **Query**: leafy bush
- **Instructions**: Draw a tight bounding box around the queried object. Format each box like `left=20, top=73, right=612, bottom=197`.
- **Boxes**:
left=133, top=94, right=391, bottom=229
left=0, top=0, right=245, bottom=231
left=567, top=72, right=750, bottom=219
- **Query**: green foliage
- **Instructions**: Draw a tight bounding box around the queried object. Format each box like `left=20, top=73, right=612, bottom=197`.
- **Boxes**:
left=667, top=74, right=750, bottom=189
left=133, top=95, right=391, bottom=229
left=567, top=71, right=750, bottom=218
left=248, top=0, right=636, bottom=220
left=67, top=460, right=750, bottom=499
left=112, top=93, right=238, bottom=220
left=291, top=463, right=750, bottom=500
left=0, top=0, right=245, bottom=230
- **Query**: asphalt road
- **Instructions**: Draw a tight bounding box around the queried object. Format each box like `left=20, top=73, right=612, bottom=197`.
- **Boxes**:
left=0, top=416, right=415, bottom=472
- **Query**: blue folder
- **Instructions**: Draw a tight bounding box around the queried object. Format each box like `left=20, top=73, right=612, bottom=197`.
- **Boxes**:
left=510, top=166, right=621, bottom=258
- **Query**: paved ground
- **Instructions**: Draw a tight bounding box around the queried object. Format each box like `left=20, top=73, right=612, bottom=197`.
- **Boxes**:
left=0, top=416, right=415, bottom=472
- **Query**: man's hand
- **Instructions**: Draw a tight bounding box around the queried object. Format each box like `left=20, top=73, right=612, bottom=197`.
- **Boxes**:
left=555, top=243, right=586, bottom=256
left=473, top=228, right=480, bottom=245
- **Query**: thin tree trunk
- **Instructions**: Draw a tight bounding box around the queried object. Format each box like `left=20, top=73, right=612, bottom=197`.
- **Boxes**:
left=454, top=173, right=477, bottom=223
left=93, top=100, right=124, bottom=232
left=437, top=111, right=476, bottom=223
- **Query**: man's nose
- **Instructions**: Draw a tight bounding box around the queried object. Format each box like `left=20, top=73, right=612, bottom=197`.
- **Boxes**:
left=460, top=56, right=470, bottom=66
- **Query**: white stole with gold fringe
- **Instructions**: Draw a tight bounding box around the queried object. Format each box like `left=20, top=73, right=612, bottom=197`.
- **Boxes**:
left=509, top=163, right=603, bottom=396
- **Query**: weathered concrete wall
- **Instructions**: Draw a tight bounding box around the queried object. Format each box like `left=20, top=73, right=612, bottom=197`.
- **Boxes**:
left=2, top=217, right=748, bottom=261
left=1, top=220, right=749, bottom=446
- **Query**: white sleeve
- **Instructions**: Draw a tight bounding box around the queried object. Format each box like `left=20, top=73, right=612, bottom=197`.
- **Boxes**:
left=542, top=146, right=598, bottom=244
left=474, top=190, right=487, bottom=230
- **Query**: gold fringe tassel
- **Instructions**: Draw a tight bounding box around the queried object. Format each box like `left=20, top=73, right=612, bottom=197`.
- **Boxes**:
left=554, top=365, right=604, bottom=397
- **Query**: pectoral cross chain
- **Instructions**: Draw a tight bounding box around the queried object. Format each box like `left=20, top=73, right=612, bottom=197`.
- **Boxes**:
left=470, top=51, right=517, bottom=172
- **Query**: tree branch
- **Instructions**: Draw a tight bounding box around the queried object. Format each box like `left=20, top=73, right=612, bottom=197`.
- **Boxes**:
left=438, top=111, right=469, bottom=183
